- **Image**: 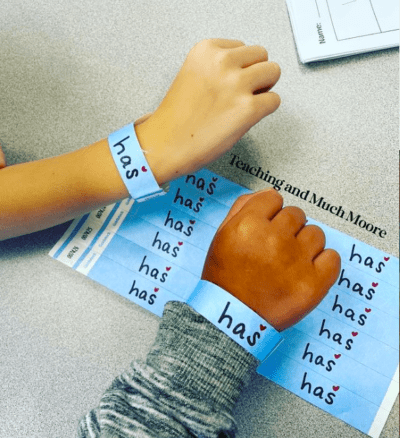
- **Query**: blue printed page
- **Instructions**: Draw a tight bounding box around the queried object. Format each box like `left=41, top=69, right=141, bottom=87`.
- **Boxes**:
left=49, top=169, right=398, bottom=438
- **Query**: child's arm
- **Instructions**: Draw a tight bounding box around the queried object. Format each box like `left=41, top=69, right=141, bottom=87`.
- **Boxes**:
left=0, top=39, right=281, bottom=241
left=76, top=190, right=340, bottom=438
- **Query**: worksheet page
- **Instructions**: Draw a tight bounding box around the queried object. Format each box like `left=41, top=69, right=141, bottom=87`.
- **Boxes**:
left=50, top=169, right=399, bottom=438
left=286, top=0, right=399, bottom=62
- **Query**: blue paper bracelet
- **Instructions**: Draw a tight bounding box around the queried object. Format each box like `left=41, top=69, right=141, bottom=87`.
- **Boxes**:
left=187, top=280, right=283, bottom=361
left=108, top=123, right=166, bottom=202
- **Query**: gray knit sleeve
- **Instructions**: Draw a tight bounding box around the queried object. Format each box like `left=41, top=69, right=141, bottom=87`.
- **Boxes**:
left=76, top=301, right=259, bottom=438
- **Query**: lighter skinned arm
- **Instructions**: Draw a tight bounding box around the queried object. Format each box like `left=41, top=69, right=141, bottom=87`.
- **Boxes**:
left=0, top=115, right=181, bottom=241
left=0, top=39, right=281, bottom=241
left=0, top=138, right=128, bottom=241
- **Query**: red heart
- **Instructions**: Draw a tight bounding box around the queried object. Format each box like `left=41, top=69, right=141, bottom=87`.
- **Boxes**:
left=372, top=282, right=378, bottom=287
left=365, top=308, right=371, bottom=313
left=154, top=288, right=159, bottom=292
left=352, top=332, right=358, bottom=337
left=189, top=220, right=195, bottom=224
left=141, top=166, right=147, bottom=172
left=178, top=242, right=183, bottom=246
left=334, top=354, right=341, bottom=359
left=166, top=267, right=171, bottom=271
left=260, top=324, right=266, bottom=331
left=332, top=386, right=340, bottom=392
left=384, top=257, right=390, bottom=261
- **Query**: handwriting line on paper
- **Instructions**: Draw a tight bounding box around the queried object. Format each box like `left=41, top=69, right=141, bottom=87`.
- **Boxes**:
left=369, top=0, right=382, bottom=32
left=315, top=0, right=321, bottom=17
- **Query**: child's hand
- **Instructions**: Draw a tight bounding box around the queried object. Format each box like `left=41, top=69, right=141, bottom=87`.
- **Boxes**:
left=201, top=189, right=341, bottom=331
left=135, top=39, right=281, bottom=184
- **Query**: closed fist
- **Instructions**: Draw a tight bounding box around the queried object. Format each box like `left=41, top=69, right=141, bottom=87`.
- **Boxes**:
left=202, top=189, right=341, bottom=331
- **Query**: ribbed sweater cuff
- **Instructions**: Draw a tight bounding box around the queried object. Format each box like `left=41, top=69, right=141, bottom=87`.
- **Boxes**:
left=146, top=301, right=259, bottom=414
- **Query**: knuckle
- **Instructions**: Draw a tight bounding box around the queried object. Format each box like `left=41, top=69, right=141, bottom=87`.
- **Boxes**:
left=215, top=49, right=232, bottom=68
left=281, top=206, right=306, bottom=222
left=229, top=193, right=251, bottom=210
left=268, top=188, right=284, bottom=203
left=271, top=92, right=282, bottom=108
left=283, top=205, right=304, bottom=216
left=309, top=225, right=326, bottom=242
left=238, top=94, right=258, bottom=116
left=328, top=248, right=341, bottom=264
left=235, top=215, right=258, bottom=240
left=270, top=61, right=281, bottom=77
left=189, top=39, right=213, bottom=58
left=228, top=71, right=244, bottom=89
left=194, top=39, right=211, bottom=49
left=258, top=46, right=269, bottom=60
left=235, top=193, right=252, bottom=203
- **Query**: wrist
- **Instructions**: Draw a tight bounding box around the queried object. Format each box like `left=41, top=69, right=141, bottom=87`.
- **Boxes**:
left=135, top=117, right=190, bottom=186
left=187, top=280, right=283, bottom=361
left=135, top=120, right=170, bottom=186
left=107, top=123, right=167, bottom=202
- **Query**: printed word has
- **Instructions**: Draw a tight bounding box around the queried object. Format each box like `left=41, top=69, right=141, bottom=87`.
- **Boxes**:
left=319, top=319, right=354, bottom=350
left=139, top=255, right=169, bottom=283
left=331, top=294, right=368, bottom=326
left=349, top=244, right=386, bottom=273
left=300, top=372, right=336, bottom=405
left=152, top=231, right=180, bottom=258
left=128, top=279, right=157, bottom=305
left=338, top=269, right=376, bottom=301
left=302, top=342, right=336, bottom=372
left=112, top=136, right=139, bottom=179
left=163, top=210, right=194, bottom=236
left=173, top=188, right=204, bottom=213
left=218, top=302, right=262, bottom=347
left=185, top=174, right=218, bottom=195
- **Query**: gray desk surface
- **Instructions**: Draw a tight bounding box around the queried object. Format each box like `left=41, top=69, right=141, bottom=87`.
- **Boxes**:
left=0, top=1, right=398, bottom=437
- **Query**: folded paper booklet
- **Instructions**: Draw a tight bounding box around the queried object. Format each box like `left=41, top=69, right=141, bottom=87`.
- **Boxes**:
left=50, top=169, right=399, bottom=438
left=286, top=0, right=399, bottom=62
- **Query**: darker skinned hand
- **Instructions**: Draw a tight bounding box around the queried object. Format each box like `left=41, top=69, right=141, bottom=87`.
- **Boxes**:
left=202, top=189, right=341, bottom=331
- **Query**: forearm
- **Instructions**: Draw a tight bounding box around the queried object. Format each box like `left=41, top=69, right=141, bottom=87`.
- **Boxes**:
left=0, top=138, right=127, bottom=240
left=0, top=122, right=176, bottom=241
left=77, top=302, right=258, bottom=438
